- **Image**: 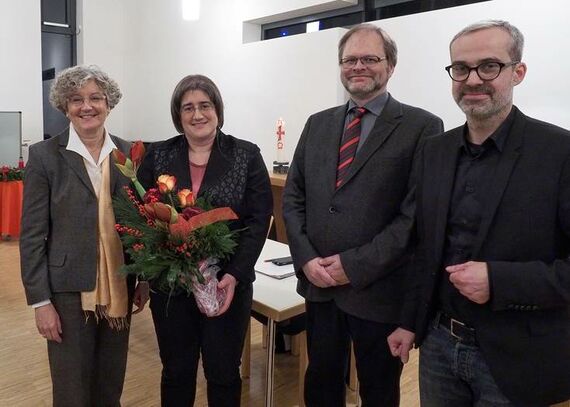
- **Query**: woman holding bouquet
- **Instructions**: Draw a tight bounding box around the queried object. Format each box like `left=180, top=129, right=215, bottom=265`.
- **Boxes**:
left=19, top=65, right=149, bottom=407
left=139, top=74, right=272, bottom=406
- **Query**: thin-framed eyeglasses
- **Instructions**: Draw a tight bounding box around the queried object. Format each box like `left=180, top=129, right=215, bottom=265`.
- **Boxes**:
left=340, top=55, right=387, bottom=68
left=445, top=61, right=520, bottom=82
left=181, top=102, right=214, bottom=115
left=68, top=94, right=107, bottom=107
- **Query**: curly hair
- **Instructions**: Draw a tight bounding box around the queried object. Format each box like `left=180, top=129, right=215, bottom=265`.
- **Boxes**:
left=49, top=65, right=122, bottom=113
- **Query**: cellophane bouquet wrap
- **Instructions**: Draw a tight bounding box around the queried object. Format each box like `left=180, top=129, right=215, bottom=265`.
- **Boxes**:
left=112, top=142, right=239, bottom=316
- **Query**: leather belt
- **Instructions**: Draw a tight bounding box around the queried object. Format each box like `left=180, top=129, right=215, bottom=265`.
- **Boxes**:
left=437, top=312, right=478, bottom=346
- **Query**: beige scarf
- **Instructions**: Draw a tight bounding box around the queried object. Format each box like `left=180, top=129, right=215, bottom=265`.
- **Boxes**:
left=81, top=155, right=129, bottom=329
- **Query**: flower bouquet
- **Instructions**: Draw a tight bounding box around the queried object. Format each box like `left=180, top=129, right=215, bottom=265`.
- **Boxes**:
left=1, top=165, right=24, bottom=181
left=112, top=141, right=239, bottom=316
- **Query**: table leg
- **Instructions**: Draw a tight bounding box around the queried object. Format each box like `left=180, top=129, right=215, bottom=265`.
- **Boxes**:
left=264, top=318, right=276, bottom=407
left=241, top=320, right=251, bottom=378
left=298, top=331, right=307, bottom=407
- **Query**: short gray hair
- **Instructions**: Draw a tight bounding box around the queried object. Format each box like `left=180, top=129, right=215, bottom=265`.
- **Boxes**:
left=49, top=65, right=122, bottom=113
left=451, top=20, right=524, bottom=62
left=338, top=23, right=398, bottom=68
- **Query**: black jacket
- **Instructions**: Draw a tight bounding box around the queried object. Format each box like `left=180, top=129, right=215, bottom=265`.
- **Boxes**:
left=407, top=107, right=570, bottom=406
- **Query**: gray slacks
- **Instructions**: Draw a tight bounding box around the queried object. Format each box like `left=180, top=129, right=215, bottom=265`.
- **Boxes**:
left=47, top=292, right=131, bottom=407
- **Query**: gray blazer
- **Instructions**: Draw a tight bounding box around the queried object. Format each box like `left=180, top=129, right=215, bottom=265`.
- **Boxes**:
left=20, top=130, right=132, bottom=305
left=283, top=94, right=443, bottom=323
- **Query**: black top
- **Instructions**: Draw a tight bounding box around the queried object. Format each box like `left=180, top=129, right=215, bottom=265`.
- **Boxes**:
left=438, top=108, right=515, bottom=323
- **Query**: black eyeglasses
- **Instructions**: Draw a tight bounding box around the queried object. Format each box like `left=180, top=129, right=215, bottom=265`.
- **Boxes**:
left=445, top=61, right=519, bottom=82
left=340, top=55, right=387, bottom=68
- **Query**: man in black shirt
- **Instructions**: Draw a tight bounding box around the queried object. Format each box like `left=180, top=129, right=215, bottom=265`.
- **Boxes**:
left=388, top=20, right=570, bottom=406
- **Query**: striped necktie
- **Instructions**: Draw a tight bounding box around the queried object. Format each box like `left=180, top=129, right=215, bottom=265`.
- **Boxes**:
left=336, top=107, right=366, bottom=188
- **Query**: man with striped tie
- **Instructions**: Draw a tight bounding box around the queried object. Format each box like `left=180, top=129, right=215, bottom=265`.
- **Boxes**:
left=283, top=23, right=443, bottom=406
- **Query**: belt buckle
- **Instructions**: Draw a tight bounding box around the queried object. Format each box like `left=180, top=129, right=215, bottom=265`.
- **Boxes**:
left=449, top=317, right=465, bottom=341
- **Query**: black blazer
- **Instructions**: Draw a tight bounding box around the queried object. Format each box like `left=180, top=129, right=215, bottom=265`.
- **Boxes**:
left=283, top=94, right=444, bottom=323
left=138, top=130, right=272, bottom=284
left=409, top=107, right=570, bottom=406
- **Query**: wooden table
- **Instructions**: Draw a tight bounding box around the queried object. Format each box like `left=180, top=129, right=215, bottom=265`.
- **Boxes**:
left=250, top=239, right=306, bottom=407
left=0, top=181, right=23, bottom=239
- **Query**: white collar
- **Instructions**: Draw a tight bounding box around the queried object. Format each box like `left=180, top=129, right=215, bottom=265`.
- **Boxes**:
left=66, top=126, right=117, bottom=166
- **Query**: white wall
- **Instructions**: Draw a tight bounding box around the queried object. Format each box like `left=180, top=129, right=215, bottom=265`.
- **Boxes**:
left=242, top=0, right=357, bottom=23
left=116, top=0, right=345, bottom=166
left=0, top=0, right=43, bottom=151
left=379, top=0, right=570, bottom=130
left=4, top=0, right=570, bottom=167
left=113, top=0, right=570, bottom=168
left=78, top=0, right=126, bottom=138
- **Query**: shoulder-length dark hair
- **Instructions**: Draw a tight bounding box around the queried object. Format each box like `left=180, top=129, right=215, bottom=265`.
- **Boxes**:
left=170, top=74, right=224, bottom=134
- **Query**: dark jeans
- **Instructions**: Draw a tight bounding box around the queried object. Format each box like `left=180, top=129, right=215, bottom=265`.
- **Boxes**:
left=150, top=282, right=252, bottom=407
left=304, top=300, right=402, bottom=407
left=419, top=322, right=544, bottom=407
left=48, top=292, right=131, bottom=407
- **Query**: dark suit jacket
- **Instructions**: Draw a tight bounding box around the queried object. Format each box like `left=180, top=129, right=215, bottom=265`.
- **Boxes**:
left=409, top=107, right=570, bottom=406
left=138, top=131, right=273, bottom=284
left=20, top=130, right=132, bottom=305
left=283, top=94, right=444, bottom=323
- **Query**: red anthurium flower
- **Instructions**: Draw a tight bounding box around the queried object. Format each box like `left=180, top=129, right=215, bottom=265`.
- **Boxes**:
left=144, top=202, right=177, bottom=223
left=130, top=141, right=145, bottom=169
left=143, top=203, right=156, bottom=219
left=153, top=203, right=173, bottom=223
left=113, top=142, right=147, bottom=200
left=177, top=189, right=195, bottom=208
left=112, top=148, right=127, bottom=166
left=113, top=148, right=137, bottom=180
left=157, top=174, right=176, bottom=194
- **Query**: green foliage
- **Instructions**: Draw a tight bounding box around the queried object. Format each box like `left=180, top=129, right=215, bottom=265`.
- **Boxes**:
left=113, top=186, right=239, bottom=295
left=0, top=166, right=24, bottom=181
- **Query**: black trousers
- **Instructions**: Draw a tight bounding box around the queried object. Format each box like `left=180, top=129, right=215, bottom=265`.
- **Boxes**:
left=150, top=282, right=252, bottom=407
left=304, top=300, right=403, bottom=407
left=48, top=292, right=131, bottom=407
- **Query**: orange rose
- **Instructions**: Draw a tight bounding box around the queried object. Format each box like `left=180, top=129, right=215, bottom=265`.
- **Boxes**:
left=177, top=189, right=195, bottom=208
left=157, top=174, right=176, bottom=194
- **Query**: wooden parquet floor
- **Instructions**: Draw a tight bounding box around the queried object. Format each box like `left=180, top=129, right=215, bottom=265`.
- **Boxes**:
left=0, top=240, right=420, bottom=406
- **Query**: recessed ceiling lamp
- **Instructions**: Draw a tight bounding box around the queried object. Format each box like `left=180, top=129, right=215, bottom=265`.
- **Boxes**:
left=182, top=0, right=200, bottom=21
